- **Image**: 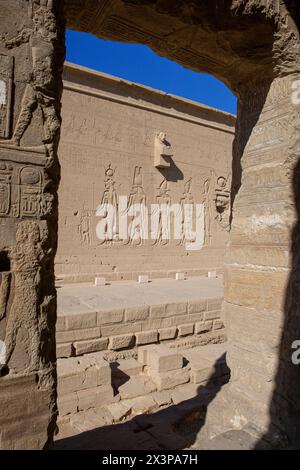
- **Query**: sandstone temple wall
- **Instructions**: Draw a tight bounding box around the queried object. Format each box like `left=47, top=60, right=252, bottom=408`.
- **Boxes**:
left=56, top=63, right=236, bottom=283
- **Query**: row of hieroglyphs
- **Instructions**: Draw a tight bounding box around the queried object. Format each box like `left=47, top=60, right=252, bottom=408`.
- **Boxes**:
left=62, top=109, right=230, bottom=157
left=78, top=164, right=231, bottom=247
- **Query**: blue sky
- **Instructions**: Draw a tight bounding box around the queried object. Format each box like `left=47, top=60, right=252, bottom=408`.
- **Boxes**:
left=66, top=30, right=237, bottom=115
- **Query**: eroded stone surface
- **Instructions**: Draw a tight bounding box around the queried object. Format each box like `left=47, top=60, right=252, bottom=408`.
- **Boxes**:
left=0, top=0, right=65, bottom=450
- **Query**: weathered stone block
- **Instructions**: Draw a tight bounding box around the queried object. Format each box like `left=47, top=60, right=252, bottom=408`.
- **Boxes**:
left=57, top=392, right=78, bottom=417
left=195, top=321, right=213, bottom=334
left=165, top=302, right=187, bottom=316
left=136, top=330, right=158, bottom=345
left=150, top=367, right=190, bottom=391
left=101, top=322, right=142, bottom=337
left=148, top=345, right=183, bottom=372
left=224, top=267, right=288, bottom=312
left=158, top=326, right=177, bottom=341
left=150, top=304, right=166, bottom=319
left=56, top=343, right=73, bottom=358
left=118, top=375, right=156, bottom=400
left=170, top=314, right=190, bottom=326
left=56, top=327, right=101, bottom=344
left=188, top=312, right=205, bottom=323
left=137, top=345, right=158, bottom=366
left=57, top=372, right=85, bottom=395
left=109, top=334, right=135, bottom=350
left=178, top=323, right=194, bottom=337
left=105, top=402, right=132, bottom=423
left=188, top=300, right=207, bottom=314
left=141, top=318, right=172, bottom=331
left=77, top=385, right=116, bottom=411
left=213, top=319, right=225, bottom=330
left=125, top=306, right=149, bottom=322
left=93, top=356, right=112, bottom=386
left=65, top=312, right=97, bottom=331
left=97, top=309, right=124, bottom=326
left=74, top=338, right=108, bottom=356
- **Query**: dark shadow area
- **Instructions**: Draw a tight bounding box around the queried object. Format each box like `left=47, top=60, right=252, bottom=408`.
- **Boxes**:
left=53, top=354, right=229, bottom=450
left=0, top=251, right=10, bottom=272
left=158, top=157, right=184, bottom=183
left=255, top=143, right=300, bottom=450
left=110, top=361, right=131, bottom=393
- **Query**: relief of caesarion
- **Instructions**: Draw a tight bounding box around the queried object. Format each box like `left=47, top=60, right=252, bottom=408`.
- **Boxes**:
left=0, top=220, right=48, bottom=375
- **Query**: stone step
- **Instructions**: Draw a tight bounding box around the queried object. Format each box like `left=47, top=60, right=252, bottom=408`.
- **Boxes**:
left=110, top=358, right=143, bottom=381
left=181, top=344, right=229, bottom=385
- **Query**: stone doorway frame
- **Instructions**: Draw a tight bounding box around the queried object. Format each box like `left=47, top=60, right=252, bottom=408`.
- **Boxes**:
left=0, top=0, right=299, bottom=449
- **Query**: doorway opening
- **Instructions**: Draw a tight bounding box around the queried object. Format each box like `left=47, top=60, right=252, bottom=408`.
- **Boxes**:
left=54, top=31, right=237, bottom=450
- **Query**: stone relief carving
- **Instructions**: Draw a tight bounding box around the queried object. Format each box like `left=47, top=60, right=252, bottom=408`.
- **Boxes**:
left=214, top=175, right=231, bottom=231
left=178, top=177, right=195, bottom=246
left=203, top=174, right=213, bottom=246
left=126, top=166, right=147, bottom=246
left=0, top=161, right=52, bottom=219
left=0, top=162, right=13, bottom=216
left=99, top=164, right=118, bottom=245
left=18, top=167, right=43, bottom=217
left=0, top=1, right=60, bottom=160
left=152, top=177, right=171, bottom=246
left=78, top=206, right=91, bottom=246
left=154, top=131, right=173, bottom=169
left=0, top=221, right=46, bottom=375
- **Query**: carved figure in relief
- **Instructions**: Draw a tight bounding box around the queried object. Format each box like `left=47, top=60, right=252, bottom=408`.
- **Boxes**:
left=178, top=177, right=195, bottom=245
left=126, top=166, right=147, bottom=246
left=99, top=164, right=118, bottom=244
left=79, top=206, right=91, bottom=246
left=2, top=1, right=59, bottom=157
left=215, top=175, right=231, bottom=231
left=0, top=221, right=45, bottom=374
left=153, top=178, right=171, bottom=246
left=203, top=173, right=213, bottom=246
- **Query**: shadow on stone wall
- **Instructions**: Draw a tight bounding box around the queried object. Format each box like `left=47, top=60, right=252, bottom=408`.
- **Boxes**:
left=254, top=148, right=300, bottom=450
left=53, top=354, right=229, bottom=450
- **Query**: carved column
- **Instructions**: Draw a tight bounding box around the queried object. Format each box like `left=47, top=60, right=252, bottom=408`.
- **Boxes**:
left=206, top=74, right=300, bottom=447
left=0, top=0, right=65, bottom=449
